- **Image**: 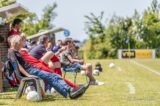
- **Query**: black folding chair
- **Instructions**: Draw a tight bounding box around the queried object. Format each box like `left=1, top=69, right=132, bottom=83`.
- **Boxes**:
left=63, top=67, right=88, bottom=84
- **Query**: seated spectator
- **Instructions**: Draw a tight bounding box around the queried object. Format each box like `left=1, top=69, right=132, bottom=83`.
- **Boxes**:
left=29, top=40, right=37, bottom=51
left=60, top=38, right=104, bottom=86
left=29, top=35, right=50, bottom=60
left=52, top=40, right=62, bottom=53
left=46, top=40, right=53, bottom=51
left=8, top=18, right=22, bottom=36
left=8, top=35, right=89, bottom=99
left=29, top=35, right=64, bottom=72
left=20, top=37, right=78, bottom=88
left=20, top=33, right=31, bottom=50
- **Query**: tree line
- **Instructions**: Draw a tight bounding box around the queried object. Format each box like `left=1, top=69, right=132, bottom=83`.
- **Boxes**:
left=0, top=0, right=57, bottom=36
left=84, top=0, right=160, bottom=59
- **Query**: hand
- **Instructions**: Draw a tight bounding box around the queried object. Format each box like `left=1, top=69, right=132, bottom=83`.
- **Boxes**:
left=27, top=75, right=38, bottom=78
left=79, top=60, right=84, bottom=64
left=20, top=48, right=29, bottom=52
left=60, top=46, right=67, bottom=51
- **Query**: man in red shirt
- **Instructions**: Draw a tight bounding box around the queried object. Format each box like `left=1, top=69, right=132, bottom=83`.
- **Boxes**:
left=20, top=49, right=79, bottom=88
left=8, top=18, right=22, bottom=36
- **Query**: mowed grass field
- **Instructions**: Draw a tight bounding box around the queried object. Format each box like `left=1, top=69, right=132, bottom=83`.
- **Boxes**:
left=1, top=59, right=160, bottom=106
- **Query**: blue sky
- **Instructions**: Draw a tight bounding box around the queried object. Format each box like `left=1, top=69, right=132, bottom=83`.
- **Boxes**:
left=17, top=0, right=154, bottom=41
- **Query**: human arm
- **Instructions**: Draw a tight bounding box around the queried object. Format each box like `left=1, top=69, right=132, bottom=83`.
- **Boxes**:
left=67, top=55, right=84, bottom=64
left=17, top=62, right=37, bottom=78
left=54, top=46, right=67, bottom=56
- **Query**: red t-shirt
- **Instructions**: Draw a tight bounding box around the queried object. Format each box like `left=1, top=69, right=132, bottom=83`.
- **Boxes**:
left=8, top=29, right=20, bottom=36
left=20, top=50, right=53, bottom=73
left=20, top=50, right=79, bottom=88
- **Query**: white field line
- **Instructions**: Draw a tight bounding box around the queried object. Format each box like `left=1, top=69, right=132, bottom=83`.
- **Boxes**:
left=126, top=82, right=136, bottom=94
left=131, top=60, right=160, bottom=76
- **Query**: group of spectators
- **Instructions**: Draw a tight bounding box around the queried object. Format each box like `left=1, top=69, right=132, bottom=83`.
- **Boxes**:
left=2, top=18, right=104, bottom=99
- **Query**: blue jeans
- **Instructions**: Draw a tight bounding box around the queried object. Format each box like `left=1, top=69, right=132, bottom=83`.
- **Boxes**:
left=27, top=67, right=71, bottom=97
left=64, top=63, right=81, bottom=72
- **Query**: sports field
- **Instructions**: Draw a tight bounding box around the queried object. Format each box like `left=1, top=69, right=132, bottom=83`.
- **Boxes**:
left=0, top=59, right=160, bottom=106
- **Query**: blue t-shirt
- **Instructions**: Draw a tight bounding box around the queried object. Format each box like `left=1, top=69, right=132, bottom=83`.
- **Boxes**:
left=52, top=45, right=61, bottom=53
left=29, top=44, right=47, bottom=59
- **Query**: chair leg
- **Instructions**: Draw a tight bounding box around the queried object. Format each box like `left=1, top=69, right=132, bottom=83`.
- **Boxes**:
left=35, top=79, right=42, bottom=100
left=22, top=82, right=28, bottom=94
left=74, top=72, right=77, bottom=84
left=63, top=72, right=66, bottom=79
left=15, top=80, right=26, bottom=101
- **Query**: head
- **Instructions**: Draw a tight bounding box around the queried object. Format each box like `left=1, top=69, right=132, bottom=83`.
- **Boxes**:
left=74, top=44, right=80, bottom=52
left=12, top=18, right=22, bottom=30
left=38, top=35, right=49, bottom=47
left=63, top=38, right=74, bottom=48
left=30, top=40, right=37, bottom=46
left=9, top=35, right=23, bottom=50
left=57, top=39, right=62, bottom=46
left=46, top=41, right=52, bottom=50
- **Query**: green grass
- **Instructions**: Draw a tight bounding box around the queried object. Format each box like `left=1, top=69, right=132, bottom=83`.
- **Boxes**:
left=1, top=59, right=160, bottom=106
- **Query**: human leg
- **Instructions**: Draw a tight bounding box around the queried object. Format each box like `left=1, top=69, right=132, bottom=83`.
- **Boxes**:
left=40, top=51, right=54, bottom=64
left=27, top=67, right=88, bottom=98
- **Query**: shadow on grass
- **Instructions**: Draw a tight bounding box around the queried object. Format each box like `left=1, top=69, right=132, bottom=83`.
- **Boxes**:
left=0, top=92, right=15, bottom=100
left=41, top=95, right=88, bottom=102
left=0, top=102, right=8, bottom=105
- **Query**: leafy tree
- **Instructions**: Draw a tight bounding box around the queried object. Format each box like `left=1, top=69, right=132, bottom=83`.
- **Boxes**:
left=0, top=0, right=16, bottom=8
left=141, top=0, right=160, bottom=49
left=84, top=12, right=109, bottom=59
left=21, top=2, right=57, bottom=36
left=1, top=1, right=57, bottom=36
left=84, top=0, right=160, bottom=59
left=42, top=3, right=57, bottom=28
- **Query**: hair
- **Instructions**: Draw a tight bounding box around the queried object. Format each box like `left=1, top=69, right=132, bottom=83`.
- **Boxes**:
left=38, top=35, right=49, bottom=44
left=63, top=38, right=73, bottom=45
left=57, top=39, right=62, bottom=43
left=0, top=36, right=4, bottom=43
left=31, top=40, right=37, bottom=46
left=74, top=44, right=79, bottom=50
left=12, top=18, right=22, bottom=27
left=10, top=35, right=23, bottom=47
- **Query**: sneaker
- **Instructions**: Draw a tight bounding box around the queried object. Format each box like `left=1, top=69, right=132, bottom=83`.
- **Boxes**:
left=45, top=88, right=58, bottom=96
left=45, top=89, right=51, bottom=95
left=89, top=80, right=104, bottom=86
left=69, top=83, right=89, bottom=99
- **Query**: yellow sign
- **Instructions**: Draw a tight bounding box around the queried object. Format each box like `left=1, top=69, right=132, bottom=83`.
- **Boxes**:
left=122, top=50, right=135, bottom=58
left=135, top=50, right=152, bottom=59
